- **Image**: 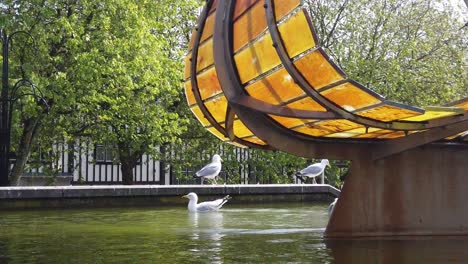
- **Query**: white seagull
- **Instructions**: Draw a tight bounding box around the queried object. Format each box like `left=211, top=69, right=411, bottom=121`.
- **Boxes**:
left=182, top=192, right=231, bottom=212
left=194, top=154, right=223, bottom=185
left=296, top=159, right=330, bottom=184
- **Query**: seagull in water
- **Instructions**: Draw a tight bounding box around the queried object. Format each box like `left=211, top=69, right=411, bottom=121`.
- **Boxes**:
left=194, top=154, right=223, bottom=185
left=296, top=159, right=330, bottom=184
left=182, top=192, right=231, bottom=212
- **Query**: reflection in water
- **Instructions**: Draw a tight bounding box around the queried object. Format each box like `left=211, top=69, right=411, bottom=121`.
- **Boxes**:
left=326, top=237, right=468, bottom=264
left=0, top=205, right=467, bottom=263
left=188, top=212, right=225, bottom=263
left=0, top=241, right=11, bottom=263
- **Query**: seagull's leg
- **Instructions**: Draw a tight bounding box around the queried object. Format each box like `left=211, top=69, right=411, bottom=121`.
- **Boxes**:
left=213, top=177, right=218, bottom=185
left=201, top=177, right=204, bottom=185
left=312, top=177, right=316, bottom=184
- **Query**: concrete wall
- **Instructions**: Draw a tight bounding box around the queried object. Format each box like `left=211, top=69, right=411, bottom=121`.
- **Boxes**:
left=0, top=184, right=340, bottom=209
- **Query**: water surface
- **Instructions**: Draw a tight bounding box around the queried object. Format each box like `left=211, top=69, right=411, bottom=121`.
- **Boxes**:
left=0, top=203, right=467, bottom=263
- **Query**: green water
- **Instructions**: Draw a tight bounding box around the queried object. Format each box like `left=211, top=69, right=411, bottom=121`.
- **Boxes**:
left=0, top=203, right=467, bottom=263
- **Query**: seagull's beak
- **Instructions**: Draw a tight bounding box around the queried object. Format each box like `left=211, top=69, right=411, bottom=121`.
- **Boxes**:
left=221, top=158, right=224, bottom=162
left=182, top=195, right=188, bottom=198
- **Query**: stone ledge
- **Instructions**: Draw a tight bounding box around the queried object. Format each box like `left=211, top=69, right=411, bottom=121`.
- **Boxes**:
left=0, top=184, right=340, bottom=209
left=0, top=184, right=340, bottom=199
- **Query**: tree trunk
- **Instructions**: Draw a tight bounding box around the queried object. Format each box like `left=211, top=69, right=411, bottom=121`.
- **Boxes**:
left=10, top=117, right=41, bottom=186
left=118, top=142, right=143, bottom=185
left=120, top=159, right=134, bottom=185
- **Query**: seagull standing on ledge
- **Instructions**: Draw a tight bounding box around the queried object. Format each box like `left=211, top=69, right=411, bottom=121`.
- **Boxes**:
left=194, top=154, right=223, bottom=185
left=296, top=159, right=330, bottom=184
left=182, top=192, right=231, bottom=212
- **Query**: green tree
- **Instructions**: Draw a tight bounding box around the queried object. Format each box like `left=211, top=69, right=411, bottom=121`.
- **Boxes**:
left=1, top=0, right=200, bottom=184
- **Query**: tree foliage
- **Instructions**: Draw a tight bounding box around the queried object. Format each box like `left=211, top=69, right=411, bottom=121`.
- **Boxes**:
left=1, top=0, right=200, bottom=184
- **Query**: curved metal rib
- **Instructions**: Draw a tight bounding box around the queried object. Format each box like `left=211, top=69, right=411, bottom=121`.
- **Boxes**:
left=190, top=0, right=270, bottom=149
left=190, top=0, right=228, bottom=137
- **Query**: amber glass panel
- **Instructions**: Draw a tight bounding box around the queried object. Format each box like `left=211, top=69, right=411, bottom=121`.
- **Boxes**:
left=403, top=109, right=461, bottom=122
left=233, top=0, right=300, bottom=52
left=233, top=2, right=268, bottom=52
left=204, top=96, right=228, bottom=123
left=324, top=131, right=360, bottom=138
left=245, top=68, right=304, bottom=104
left=294, top=50, right=344, bottom=90
left=207, top=127, right=229, bottom=141
left=273, top=0, right=301, bottom=20
left=184, top=81, right=196, bottom=106
left=190, top=106, right=211, bottom=127
left=357, top=105, right=421, bottom=122
left=326, top=127, right=385, bottom=138
left=294, top=119, right=361, bottom=137
left=196, top=39, right=214, bottom=73
left=269, top=115, right=313, bottom=128
left=321, top=82, right=382, bottom=111
left=286, top=97, right=327, bottom=112
left=234, top=34, right=280, bottom=84
left=184, top=54, right=192, bottom=80
left=197, top=67, right=223, bottom=100
left=454, top=101, right=468, bottom=111
left=353, top=130, right=396, bottom=139
left=279, top=10, right=315, bottom=59
left=233, top=0, right=258, bottom=20
left=233, top=119, right=254, bottom=138
left=378, top=131, right=406, bottom=139
left=200, top=13, right=215, bottom=43
left=242, top=136, right=267, bottom=145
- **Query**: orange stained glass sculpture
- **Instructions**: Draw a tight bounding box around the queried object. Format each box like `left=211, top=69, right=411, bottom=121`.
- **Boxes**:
left=184, top=0, right=467, bottom=156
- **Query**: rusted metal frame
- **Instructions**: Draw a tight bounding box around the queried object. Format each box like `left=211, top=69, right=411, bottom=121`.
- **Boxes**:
left=231, top=95, right=337, bottom=119
left=188, top=0, right=269, bottom=149
left=189, top=10, right=268, bottom=148
left=190, top=0, right=227, bottom=137
left=372, top=119, right=468, bottom=160
left=445, top=97, right=468, bottom=107
left=213, top=0, right=369, bottom=159
left=224, top=104, right=236, bottom=139
left=264, top=1, right=461, bottom=131
left=417, top=112, right=468, bottom=128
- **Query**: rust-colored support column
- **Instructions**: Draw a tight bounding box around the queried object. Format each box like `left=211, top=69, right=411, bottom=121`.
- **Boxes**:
left=326, top=143, right=468, bottom=237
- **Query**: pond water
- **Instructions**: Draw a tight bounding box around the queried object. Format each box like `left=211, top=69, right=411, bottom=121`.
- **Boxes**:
left=0, top=202, right=467, bottom=263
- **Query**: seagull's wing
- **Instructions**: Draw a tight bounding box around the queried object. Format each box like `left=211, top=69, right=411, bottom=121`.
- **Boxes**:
left=300, top=164, right=323, bottom=177
left=195, top=195, right=231, bottom=212
left=195, top=162, right=221, bottom=178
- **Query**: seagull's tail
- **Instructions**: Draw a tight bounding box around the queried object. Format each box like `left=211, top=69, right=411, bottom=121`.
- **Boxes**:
left=295, top=173, right=306, bottom=183
left=219, top=195, right=231, bottom=208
